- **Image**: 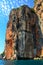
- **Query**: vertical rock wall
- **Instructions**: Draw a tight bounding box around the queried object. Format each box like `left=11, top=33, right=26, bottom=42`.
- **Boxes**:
left=4, top=5, right=42, bottom=59
left=34, top=0, right=43, bottom=57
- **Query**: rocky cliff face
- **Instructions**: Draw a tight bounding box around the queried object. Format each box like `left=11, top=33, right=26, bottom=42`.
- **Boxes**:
left=5, top=5, right=42, bottom=60
left=34, top=0, right=43, bottom=34
left=34, top=0, right=43, bottom=58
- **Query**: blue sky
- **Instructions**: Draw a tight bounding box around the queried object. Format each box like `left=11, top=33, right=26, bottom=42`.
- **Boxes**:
left=0, top=0, right=34, bottom=54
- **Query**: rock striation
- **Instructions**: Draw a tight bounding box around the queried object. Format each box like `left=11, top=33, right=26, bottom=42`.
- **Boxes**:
left=34, top=0, right=43, bottom=58
left=5, top=5, right=42, bottom=60
left=34, top=0, right=43, bottom=34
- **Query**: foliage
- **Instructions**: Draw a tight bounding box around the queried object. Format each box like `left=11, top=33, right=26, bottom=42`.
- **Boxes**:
left=1, top=51, right=5, bottom=57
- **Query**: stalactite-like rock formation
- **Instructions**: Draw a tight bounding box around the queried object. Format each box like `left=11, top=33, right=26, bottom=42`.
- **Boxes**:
left=34, top=0, right=43, bottom=58
left=5, top=5, right=42, bottom=60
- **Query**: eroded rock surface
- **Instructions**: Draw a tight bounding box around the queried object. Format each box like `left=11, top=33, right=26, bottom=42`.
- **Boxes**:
left=34, top=0, right=43, bottom=58
left=5, top=5, right=42, bottom=59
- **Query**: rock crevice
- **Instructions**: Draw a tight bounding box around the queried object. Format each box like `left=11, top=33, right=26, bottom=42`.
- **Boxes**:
left=4, top=5, right=42, bottom=60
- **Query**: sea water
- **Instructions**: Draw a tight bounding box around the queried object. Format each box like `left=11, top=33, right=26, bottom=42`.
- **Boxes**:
left=0, top=60, right=43, bottom=65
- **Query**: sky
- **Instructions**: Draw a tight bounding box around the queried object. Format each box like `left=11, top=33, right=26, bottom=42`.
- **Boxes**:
left=0, top=0, right=34, bottom=54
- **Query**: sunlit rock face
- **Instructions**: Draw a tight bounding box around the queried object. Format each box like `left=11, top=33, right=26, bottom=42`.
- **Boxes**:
left=5, top=5, right=42, bottom=60
left=5, top=21, right=16, bottom=60
left=34, top=0, right=43, bottom=34
left=34, top=0, right=43, bottom=58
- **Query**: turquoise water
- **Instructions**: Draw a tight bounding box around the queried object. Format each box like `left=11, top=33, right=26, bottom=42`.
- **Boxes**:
left=0, top=60, right=43, bottom=65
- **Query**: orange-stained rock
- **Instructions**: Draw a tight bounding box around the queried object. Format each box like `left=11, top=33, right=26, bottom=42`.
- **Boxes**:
left=5, top=40, right=14, bottom=59
left=4, top=5, right=42, bottom=60
left=40, top=46, right=43, bottom=57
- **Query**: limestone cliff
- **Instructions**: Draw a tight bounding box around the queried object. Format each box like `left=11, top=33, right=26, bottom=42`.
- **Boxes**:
left=34, top=0, right=43, bottom=58
left=5, top=5, right=42, bottom=60
left=34, top=0, right=43, bottom=34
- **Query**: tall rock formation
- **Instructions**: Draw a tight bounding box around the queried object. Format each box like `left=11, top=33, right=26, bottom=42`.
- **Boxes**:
left=34, top=0, right=43, bottom=58
left=5, top=5, right=42, bottom=60
left=34, top=0, right=43, bottom=35
left=5, top=18, right=16, bottom=60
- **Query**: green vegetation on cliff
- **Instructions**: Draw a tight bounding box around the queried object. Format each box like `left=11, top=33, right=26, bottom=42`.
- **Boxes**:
left=1, top=51, right=5, bottom=57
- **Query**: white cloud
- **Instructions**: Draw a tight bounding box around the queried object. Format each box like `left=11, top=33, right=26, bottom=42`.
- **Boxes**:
left=0, top=1, right=11, bottom=16
left=1, top=4, right=4, bottom=8
left=0, top=0, right=29, bottom=16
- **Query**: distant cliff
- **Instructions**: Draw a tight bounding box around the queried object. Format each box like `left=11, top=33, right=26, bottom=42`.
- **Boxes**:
left=4, top=5, right=42, bottom=60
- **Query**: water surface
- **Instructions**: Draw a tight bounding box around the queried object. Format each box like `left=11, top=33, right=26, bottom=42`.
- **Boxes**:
left=0, top=60, right=43, bottom=65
